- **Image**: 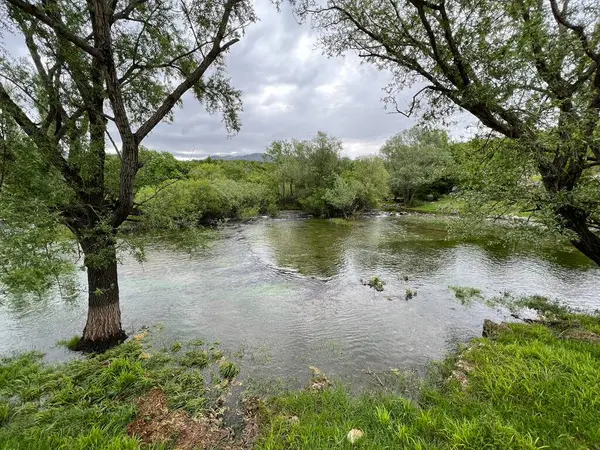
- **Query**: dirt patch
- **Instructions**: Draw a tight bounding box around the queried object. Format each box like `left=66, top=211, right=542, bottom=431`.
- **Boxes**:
left=560, top=328, right=600, bottom=344
left=127, top=389, right=259, bottom=450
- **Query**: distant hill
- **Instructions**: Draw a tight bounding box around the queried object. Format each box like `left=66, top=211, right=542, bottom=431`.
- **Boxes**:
left=209, top=152, right=265, bottom=162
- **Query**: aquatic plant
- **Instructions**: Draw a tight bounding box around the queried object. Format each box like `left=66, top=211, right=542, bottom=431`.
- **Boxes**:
left=364, top=276, right=386, bottom=292
left=219, top=361, right=240, bottom=380
left=449, top=286, right=483, bottom=304
left=405, top=289, right=417, bottom=300
left=179, top=350, right=209, bottom=368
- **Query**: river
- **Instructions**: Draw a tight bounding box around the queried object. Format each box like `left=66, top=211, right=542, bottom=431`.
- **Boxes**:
left=1, top=215, right=599, bottom=387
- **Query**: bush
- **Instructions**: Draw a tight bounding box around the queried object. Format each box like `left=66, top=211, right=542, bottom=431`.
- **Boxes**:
left=137, top=177, right=277, bottom=229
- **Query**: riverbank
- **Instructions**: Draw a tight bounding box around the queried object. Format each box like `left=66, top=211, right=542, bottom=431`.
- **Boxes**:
left=2, top=301, right=599, bottom=449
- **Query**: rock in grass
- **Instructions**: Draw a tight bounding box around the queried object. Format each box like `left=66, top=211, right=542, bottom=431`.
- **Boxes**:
left=346, top=428, right=364, bottom=444
left=482, top=319, right=510, bottom=338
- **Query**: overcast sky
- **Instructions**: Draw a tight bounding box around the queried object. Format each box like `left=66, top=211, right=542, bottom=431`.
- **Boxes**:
left=3, top=0, right=475, bottom=159
left=146, top=0, right=473, bottom=159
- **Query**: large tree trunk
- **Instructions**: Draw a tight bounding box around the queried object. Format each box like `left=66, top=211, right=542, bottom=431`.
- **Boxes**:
left=74, top=234, right=126, bottom=352
left=557, top=205, right=600, bottom=266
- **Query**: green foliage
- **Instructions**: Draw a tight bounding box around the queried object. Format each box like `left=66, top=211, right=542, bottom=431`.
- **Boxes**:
left=179, top=350, right=209, bottom=368
left=404, top=289, right=416, bottom=300
left=267, top=133, right=390, bottom=216
left=364, top=276, right=385, bottom=292
left=219, top=361, right=240, bottom=380
left=0, top=129, right=77, bottom=296
left=57, top=336, right=82, bottom=351
left=135, top=160, right=278, bottom=229
left=0, top=334, right=237, bottom=448
left=381, top=127, right=454, bottom=205
left=256, top=314, right=600, bottom=449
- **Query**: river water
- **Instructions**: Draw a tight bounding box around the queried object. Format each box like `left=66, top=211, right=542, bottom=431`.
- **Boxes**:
left=1, top=215, right=599, bottom=387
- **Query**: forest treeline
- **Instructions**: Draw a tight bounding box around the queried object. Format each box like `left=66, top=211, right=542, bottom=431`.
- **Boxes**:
left=122, top=126, right=464, bottom=228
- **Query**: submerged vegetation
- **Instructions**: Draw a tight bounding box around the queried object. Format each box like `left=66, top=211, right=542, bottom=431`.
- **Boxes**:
left=363, top=276, right=386, bottom=292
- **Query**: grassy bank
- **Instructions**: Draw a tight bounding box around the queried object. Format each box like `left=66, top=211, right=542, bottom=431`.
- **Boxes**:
left=2, top=308, right=599, bottom=449
left=256, top=306, right=600, bottom=449
left=0, top=333, right=248, bottom=450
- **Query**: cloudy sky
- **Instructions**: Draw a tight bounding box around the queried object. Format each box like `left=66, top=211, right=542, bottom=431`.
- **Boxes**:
left=146, top=0, right=468, bottom=159
left=3, top=0, right=474, bottom=159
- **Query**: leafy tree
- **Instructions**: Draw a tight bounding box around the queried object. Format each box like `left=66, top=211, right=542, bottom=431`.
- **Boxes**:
left=267, top=133, right=389, bottom=216
left=299, top=0, right=600, bottom=265
left=0, top=0, right=255, bottom=350
left=345, top=156, right=390, bottom=209
left=265, top=140, right=303, bottom=203
left=323, top=175, right=362, bottom=217
left=380, top=127, right=453, bottom=205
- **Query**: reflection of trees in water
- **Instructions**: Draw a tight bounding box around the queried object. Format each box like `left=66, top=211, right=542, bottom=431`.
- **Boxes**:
left=264, top=217, right=594, bottom=282
left=265, top=220, right=354, bottom=277
left=355, top=220, right=457, bottom=278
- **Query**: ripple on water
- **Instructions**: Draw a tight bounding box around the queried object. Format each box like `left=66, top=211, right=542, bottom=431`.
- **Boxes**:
left=1, top=217, right=599, bottom=387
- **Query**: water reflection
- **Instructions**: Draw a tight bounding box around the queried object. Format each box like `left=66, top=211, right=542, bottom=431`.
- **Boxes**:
left=1, top=216, right=599, bottom=387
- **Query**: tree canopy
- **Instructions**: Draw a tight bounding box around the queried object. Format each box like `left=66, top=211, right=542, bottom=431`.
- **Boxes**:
left=298, top=0, right=600, bottom=265
left=0, top=0, right=255, bottom=349
left=380, top=127, right=453, bottom=205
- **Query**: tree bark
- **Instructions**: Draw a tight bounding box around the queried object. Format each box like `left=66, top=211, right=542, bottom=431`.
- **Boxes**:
left=75, top=234, right=126, bottom=352
left=557, top=205, right=600, bottom=266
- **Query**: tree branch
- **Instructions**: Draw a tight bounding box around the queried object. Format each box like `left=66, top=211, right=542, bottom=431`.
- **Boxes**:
left=5, top=0, right=102, bottom=58
left=134, top=0, right=242, bottom=142
left=548, top=0, right=599, bottom=63
left=0, top=82, right=84, bottom=190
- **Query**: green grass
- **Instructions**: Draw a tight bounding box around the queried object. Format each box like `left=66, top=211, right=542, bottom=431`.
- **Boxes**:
left=0, top=334, right=240, bottom=450
left=3, top=309, right=600, bottom=449
left=255, top=312, right=600, bottom=449
left=405, top=196, right=460, bottom=214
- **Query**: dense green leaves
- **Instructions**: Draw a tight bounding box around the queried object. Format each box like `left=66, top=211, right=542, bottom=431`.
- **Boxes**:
left=381, top=127, right=453, bottom=205
left=267, top=132, right=389, bottom=216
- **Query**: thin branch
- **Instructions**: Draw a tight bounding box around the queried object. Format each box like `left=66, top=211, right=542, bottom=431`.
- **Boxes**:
left=387, top=85, right=438, bottom=118
left=106, top=129, right=122, bottom=159
left=0, top=81, right=84, bottom=190
left=548, top=0, right=599, bottom=63
left=5, top=0, right=102, bottom=58
left=113, top=0, right=150, bottom=22
left=134, top=178, right=181, bottom=206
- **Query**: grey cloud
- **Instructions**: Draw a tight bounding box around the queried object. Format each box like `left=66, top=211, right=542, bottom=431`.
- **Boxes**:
left=144, top=0, right=421, bottom=158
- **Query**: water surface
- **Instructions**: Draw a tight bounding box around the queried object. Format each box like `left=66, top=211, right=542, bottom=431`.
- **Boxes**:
left=1, top=216, right=598, bottom=386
